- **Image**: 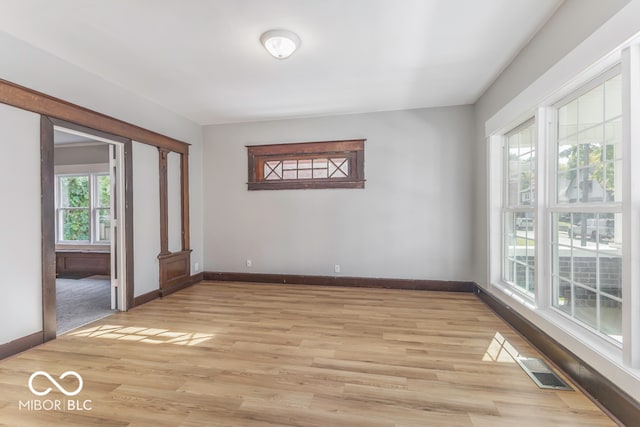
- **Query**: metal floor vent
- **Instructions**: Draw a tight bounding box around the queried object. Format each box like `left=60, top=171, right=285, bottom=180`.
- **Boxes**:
left=515, top=357, right=573, bottom=391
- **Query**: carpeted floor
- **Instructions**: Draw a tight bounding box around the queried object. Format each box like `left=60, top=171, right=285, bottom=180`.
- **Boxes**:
left=56, top=275, right=115, bottom=334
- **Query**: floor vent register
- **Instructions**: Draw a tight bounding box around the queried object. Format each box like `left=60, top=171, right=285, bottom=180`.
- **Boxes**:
left=515, top=357, right=573, bottom=391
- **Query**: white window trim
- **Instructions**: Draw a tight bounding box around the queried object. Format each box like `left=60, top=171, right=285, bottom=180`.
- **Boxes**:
left=55, top=171, right=110, bottom=246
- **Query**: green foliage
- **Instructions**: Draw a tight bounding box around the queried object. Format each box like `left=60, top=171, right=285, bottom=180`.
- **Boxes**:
left=62, top=210, right=89, bottom=241
left=97, top=175, right=110, bottom=207
left=59, top=175, right=110, bottom=242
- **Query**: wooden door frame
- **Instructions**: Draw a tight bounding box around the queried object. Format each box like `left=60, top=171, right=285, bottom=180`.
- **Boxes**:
left=41, top=117, right=135, bottom=340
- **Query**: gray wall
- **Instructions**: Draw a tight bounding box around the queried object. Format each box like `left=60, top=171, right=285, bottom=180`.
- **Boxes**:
left=132, top=142, right=161, bottom=297
left=203, top=106, right=475, bottom=281
left=0, top=104, right=41, bottom=344
left=54, top=144, right=109, bottom=166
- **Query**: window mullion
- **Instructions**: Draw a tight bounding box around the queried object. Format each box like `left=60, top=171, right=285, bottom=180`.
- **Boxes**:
left=536, top=107, right=550, bottom=309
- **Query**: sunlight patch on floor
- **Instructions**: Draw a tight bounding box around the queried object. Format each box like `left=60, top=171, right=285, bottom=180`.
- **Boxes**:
left=483, top=331, right=521, bottom=363
left=69, top=324, right=214, bottom=346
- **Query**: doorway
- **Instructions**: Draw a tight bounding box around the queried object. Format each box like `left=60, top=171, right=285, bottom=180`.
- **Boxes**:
left=42, top=118, right=131, bottom=338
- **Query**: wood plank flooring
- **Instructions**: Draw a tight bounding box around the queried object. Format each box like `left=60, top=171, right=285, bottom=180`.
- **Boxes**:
left=0, top=282, right=616, bottom=426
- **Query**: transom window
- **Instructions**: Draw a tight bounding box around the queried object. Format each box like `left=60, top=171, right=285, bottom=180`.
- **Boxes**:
left=247, top=139, right=365, bottom=190
left=264, top=157, right=349, bottom=181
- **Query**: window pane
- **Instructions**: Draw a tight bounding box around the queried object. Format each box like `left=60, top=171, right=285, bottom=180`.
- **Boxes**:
left=298, top=169, right=312, bottom=179
left=61, top=209, right=90, bottom=241
left=551, top=211, right=622, bottom=342
left=557, top=73, right=621, bottom=204
left=604, top=74, right=622, bottom=121
left=97, top=175, right=111, bottom=208
left=506, top=122, right=535, bottom=206
left=282, top=160, right=297, bottom=170
left=574, top=287, right=597, bottom=329
left=329, top=158, right=349, bottom=178
left=264, top=161, right=282, bottom=180
left=600, top=255, right=622, bottom=298
left=601, top=296, right=622, bottom=342
left=503, top=211, right=534, bottom=295
left=313, top=168, right=328, bottom=179
left=96, top=208, right=110, bottom=242
left=553, top=277, right=572, bottom=316
left=298, top=159, right=312, bottom=169
left=60, top=176, right=89, bottom=208
left=313, top=159, right=328, bottom=168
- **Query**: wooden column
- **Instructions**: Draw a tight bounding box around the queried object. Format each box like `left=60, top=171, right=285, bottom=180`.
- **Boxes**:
left=157, top=148, right=191, bottom=296
left=40, top=116, right=56, bottom=342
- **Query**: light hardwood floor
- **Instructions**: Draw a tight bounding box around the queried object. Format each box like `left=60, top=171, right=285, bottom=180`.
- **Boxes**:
left=0, top=282, right=616, bottom=426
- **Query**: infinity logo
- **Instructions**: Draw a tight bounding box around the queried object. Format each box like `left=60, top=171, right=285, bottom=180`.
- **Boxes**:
left=28, top=371, right=83, bottom=397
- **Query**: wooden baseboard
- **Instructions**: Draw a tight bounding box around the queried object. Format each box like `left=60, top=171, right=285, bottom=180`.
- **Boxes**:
left=0, top=332, right=43, bottom=360
left=133, top=289, right=159, bottom=307
left=159, top=272, right=204, bottom=298
left=203, top=271, right=475, bottom=292
left=475, top=286, right=638, bottom=426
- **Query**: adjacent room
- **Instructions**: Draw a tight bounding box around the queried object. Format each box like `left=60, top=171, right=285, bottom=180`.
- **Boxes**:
left=53, top=130, right=117, bottom=334
left=0, top=0, right=639, bottom=425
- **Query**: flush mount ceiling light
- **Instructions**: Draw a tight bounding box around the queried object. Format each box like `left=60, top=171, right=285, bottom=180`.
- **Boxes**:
left=260, top=29, right=301, bottom=59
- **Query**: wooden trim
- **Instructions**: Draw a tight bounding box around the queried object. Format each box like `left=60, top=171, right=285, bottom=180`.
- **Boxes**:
left=159, top=272, right=203, bottom=298
left=158, top=148, right=170, bottom=255
left=476, top=286, right=639, bottom=427
left=248, top=180, right=365, bottom=191
left=0, top=332, right=43, bottom=360
left=203, top=272, right=475, bottom=292
left=246, top=139, right=364, bottom=155
left=0, top=78, right=188, bottom=153
left=41, top=116, right=56, bottom=342
left=56, top=251, right=110, bottom=276
left=181, top=152, right=190, bottom=251
left=158, top=250, right=191, bottom=292
left=247, top=139, right=366, bottom=191
left=124, top=140, right=135, bottom=310
left=133, top=289, right=159, bottom=307
left=49, top=117, right=130, bottom=144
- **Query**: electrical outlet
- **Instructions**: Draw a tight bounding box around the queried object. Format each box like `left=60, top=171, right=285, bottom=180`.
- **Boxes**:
left=246, top=259, right=252, bottom=268
left=194, top=263, right=199, bottom=272
left=334, top=264, right=341, bottom=273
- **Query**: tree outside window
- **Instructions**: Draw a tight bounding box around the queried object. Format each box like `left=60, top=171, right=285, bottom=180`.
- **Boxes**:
left=57, top=173, right=110, bottom=244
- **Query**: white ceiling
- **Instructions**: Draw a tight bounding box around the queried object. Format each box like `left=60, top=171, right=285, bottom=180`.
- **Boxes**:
left=0, top=0, right=562, bottom=125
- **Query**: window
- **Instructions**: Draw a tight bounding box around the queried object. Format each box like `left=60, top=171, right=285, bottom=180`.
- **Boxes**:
left=503, top=119, right=536, bottom=295
left=56, top=173, right=110, bottom=244
left=551, top=70, right=622, bottom=342
left=247, top=139, right=365, bottom=190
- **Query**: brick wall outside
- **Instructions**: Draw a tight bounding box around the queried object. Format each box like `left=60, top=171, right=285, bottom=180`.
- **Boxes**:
left=515, top=256, right=621, bottom=307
